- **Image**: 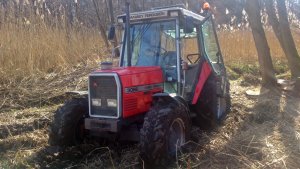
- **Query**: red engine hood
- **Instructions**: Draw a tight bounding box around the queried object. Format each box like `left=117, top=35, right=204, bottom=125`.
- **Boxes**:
left=91, top=66, right=164, bottom=118
left=92, top=66, right=164, bottom=87
left=93, top=66, right=162, bottom=76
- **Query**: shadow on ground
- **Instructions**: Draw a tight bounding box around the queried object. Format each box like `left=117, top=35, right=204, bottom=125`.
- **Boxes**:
left=177, top=85, right=300, bottom=168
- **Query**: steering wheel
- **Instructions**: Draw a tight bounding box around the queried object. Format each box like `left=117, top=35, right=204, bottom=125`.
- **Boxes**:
left=187, top=53, right=201, bottom=64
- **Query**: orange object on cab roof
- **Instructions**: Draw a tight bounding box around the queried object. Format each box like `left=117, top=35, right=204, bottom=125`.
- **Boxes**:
left=203, top=2, right=210, bottom=10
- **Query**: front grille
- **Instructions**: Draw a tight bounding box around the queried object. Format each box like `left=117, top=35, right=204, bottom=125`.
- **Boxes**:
left=89, top=75, right=119, bottom=117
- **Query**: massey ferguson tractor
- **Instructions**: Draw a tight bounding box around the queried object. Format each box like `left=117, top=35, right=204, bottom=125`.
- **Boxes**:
left=49, top=4, right=231, bottom=165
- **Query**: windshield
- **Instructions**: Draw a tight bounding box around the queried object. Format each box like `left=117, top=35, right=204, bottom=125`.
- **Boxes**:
left=122, top=20, right=176, bottom=67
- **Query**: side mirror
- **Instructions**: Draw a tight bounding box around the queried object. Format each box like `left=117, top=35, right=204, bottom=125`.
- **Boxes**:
left=108, top=25, right=115, bottom=40
left=184, top=16, right=194, bottom=33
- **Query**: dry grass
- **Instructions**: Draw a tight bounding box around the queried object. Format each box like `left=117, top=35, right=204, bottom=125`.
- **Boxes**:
left=178, top=82, right=300, bottom=169
left=0, top=22, right=106, bottom=82
left=0, top=63, right=96, bottom=113
left=0, top=106, right=56, bottom=168
left=218, top=28, right=300, bottom=65
left=1, top=22, right=299, bottom=80
left=0, top=79, right=299, bottom=169
left=0, top=20, right=109, bottom=112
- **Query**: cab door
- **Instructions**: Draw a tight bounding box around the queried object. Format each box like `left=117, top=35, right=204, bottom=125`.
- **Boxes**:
left=201, top=17, right=227, bottom=96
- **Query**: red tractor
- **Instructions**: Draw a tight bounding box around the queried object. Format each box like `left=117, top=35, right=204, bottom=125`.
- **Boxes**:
left=49, top=4, right=230, bottom=164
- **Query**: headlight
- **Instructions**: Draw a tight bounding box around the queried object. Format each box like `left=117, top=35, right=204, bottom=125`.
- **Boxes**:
left=107, top=99, right=117, bottom=107
left=92, top=99, right=101, bottom=106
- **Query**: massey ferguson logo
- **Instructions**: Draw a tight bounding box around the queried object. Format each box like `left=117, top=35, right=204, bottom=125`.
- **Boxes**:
left=125, top=83, right=163, bottom=93
left=130, top=11, right=168, bottom=21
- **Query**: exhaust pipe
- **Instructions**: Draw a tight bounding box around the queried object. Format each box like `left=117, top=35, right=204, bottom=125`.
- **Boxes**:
left=125, top=1, right=131, bottom=67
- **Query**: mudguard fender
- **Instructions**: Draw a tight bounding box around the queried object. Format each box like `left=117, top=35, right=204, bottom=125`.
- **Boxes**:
left=65, top=91, right=88, bottom=98
left=152, top=93, right=176, bottom=103
left=152, top=93, right=189, bottom=112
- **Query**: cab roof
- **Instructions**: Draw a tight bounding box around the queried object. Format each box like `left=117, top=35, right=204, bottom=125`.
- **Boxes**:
left=117, top=6, right=205, bottom=23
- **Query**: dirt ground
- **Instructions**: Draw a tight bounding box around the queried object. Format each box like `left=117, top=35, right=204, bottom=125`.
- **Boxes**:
left=0, top=74, right=299, bottom=168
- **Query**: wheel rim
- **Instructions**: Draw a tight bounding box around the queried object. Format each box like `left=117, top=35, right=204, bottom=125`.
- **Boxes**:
left=168, top=118, right=185, bottom=155
left=217, top=97, right=226, bottom=120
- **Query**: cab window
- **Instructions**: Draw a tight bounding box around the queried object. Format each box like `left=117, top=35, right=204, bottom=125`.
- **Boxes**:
left=202, top=19, right=220, bottom=64
left=180, top=28, right=201, bottom=64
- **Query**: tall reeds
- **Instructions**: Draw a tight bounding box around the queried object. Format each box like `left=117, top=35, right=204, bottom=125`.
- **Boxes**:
left=0, top=2, right=106, bottom=81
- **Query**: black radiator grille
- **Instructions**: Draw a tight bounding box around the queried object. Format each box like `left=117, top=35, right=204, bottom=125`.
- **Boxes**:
left=89, top=75, right=118, bottom=117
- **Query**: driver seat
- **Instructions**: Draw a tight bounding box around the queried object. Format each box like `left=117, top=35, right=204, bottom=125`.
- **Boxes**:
left=162, top=51, right=177, bottom=66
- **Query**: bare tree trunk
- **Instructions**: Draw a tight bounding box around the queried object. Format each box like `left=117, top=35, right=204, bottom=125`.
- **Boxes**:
left=266, top=0, right=300, bottom=80
left=107, top=0, right=119, bottom=56
left=185, top=0, right=188, bottom=9
left=276, top=0, right=300, bottom=82
left=75, top=0, right=79, bottom=23
left=130, top=0, right=140, bottom=11
left=65, top=2, right=72, bottom=44
left=92, top=0, right=109, bottom=49
left=245, top=0, right=277, bottom=87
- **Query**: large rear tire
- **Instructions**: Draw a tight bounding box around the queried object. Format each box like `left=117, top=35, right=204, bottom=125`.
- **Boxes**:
left=139, top=99, right=191, bottom=166
left=194, top=75, right=231, bottom=129
left=49, top=98, right=88, bottom=146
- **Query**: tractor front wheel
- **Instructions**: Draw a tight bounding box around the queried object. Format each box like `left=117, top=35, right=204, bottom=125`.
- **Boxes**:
left=49, top=98, right=88, bottom=146
left=139, top=100, right=191, bottom=165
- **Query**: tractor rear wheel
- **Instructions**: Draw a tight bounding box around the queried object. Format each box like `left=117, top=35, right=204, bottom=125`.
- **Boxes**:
left=210, top=79, right=231, bottom=124
left=139, top=100, right=191, bottom=165
left=49, top=98, right=88, bottom=146
left=195, top=76, right=231, bottom=129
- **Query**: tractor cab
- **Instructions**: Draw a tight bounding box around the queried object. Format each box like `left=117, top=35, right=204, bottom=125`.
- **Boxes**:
left=116, top=5, right=227, bottom=103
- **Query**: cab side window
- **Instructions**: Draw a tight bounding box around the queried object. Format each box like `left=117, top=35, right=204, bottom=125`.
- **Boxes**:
left=202, top=19, right=220, bottom=64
